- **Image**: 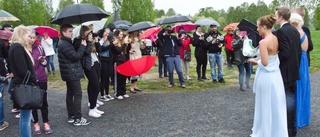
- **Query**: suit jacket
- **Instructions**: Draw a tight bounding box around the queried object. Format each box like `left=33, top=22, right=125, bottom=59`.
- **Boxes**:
left=276, top=23, right=302, bottom=83
left=302, top=26, right=313, bottom=67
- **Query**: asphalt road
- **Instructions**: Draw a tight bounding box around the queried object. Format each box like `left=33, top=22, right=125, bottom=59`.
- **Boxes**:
left=1, top=71, right=319, bottom=137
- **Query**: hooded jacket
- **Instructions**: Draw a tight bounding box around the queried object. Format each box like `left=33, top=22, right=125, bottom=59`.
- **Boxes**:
left=32, top=42, right=48, bottom=82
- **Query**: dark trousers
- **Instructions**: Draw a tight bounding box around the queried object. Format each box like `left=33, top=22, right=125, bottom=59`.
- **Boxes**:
left=85, top=62, right=101, bottom=109
left=158, top=56, right=168, bottom=77
left=116, top=72, right=127, bottom=96
left=66, top=80, right=82, bottom=119
left=32, top=82, right=49, bottom=123
left=285, top=81, right=297, bottom=137
left=225, top=49, right=234, bottom=67
left=100, top=60, right=113, bottom=96
left=195, top=53, right=207, bottom=78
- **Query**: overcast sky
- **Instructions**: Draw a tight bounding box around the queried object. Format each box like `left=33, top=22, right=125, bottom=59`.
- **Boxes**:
left=52, top=0, right=273, bottom=15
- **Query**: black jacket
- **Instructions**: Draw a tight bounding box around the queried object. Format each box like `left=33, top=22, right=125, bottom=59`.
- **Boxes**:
left=58, top=36, right=86, bottom=81
left=204, top=31, right=224, bottom=53
left=276, top=23, right=302, bottom=83
left=112, top=42, right=130, bottom=65
left=8, top=43, right=37, bottom=86
left=192, top=32, right=206, bottom=55
left=157, top=29, right=182, bottom=57
left=152, top=38, right=164, bottom=57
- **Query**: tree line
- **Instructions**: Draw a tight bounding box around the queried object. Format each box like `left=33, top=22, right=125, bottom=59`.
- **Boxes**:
left=0, top=0, right=319, bottom=29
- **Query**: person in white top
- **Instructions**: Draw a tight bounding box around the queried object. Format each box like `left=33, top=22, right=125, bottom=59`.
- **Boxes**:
left=41, top=32, right=55, bottom=74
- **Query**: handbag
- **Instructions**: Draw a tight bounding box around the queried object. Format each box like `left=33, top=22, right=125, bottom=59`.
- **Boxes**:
left=242, top=38, right=257, bottom=57
left=12, top=71, right=45, bottom=109
left=184, top=50, right=191, bottom=61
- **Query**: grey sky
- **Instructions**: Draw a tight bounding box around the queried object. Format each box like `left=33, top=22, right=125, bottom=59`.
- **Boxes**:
left=52, top=0, right=273, bottom=15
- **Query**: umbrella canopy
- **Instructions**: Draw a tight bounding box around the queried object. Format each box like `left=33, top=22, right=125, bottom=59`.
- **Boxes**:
left=157, top=15, right=192, bottom=25
left=34, top=26, right=59, bottom=38
left=0, top=30, right=13, bottom=40
left=194, top=18, right=220, bottom=26
left=0, top=10, right=20, bottom=22
left=237, top=19, right=262, bottom=48
left=51, top=4, right=109, bottom=25
left=223, top=22, right=239, bottom=31
left=115, top=56, right=157, bottom=76
left=141, top=27, right=161, bottom=39
left=172, top=22, right=196, bottom=33
left=128, top=21, right=156, bottom=33
left=107, top=23, right=130, bottom=31
left=82, top=18, right=108, bottom=33
left=113, top=20, right=132, bottom=26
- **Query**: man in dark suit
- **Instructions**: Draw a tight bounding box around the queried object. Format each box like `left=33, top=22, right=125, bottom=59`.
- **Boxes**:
left=291, top=7, right=313, bottom=67
left=275, top=6, right=302, bottom=137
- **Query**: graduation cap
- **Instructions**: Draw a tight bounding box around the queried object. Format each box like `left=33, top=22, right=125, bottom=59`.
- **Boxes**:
left=237, top=19, right=262, bottom=48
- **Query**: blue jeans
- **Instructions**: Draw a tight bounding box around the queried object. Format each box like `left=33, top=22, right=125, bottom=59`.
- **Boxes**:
left=20, top=109, right=32, bottom=137
left=166, top=56, right=185, bottom=85
left=46, top=55, right=55, bottom=73
left=0, top=83, right=4, bottom=125
left=208, top=53, right=224, bottom=80
left=158, top=56, right=167, bottom=77
left=237, top=63, right=252, bottom=87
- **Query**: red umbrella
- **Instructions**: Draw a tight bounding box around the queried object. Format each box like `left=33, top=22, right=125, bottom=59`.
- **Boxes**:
left=34, top=26, right=59, bottom=38
left=0, top=30, right=13, bottom=40
left=141, top=27, right=161, bottom=39
left=172, top=22, right=196, bottom=33
left=223, top=23, right=239, bottom=31
left=115, top=56, right=157, bottom=76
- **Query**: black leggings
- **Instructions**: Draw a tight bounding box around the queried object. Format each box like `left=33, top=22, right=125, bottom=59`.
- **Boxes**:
left=100, top=60, right=113, bottom=96
left=195, top=53, right=207, bottom=78
left=84, top=62, right=101, bottom=109
left=32, top=82, right=49, bottom=123
left=225, top=49, right=234, bottom=67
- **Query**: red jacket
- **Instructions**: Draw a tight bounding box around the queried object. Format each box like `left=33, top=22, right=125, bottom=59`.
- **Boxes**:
left=179, top=36, right=192, bottom=59
left=224, top=33, right=234, bottom=51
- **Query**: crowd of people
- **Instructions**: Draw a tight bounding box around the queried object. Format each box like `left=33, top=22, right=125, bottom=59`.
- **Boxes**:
left=0, top=5, right=314, bottom=137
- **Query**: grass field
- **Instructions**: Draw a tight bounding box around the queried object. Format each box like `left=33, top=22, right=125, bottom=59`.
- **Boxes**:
left=48, top=30, right=320, bottom=92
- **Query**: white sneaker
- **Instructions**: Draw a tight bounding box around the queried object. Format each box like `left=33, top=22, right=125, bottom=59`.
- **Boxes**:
left=89, top=109, right=101, bottom=118
left=123, top=94, right=129, bottom=98
left=116, top=95, right=124, bottom=100
left=94, top=107, right=104, bottom=115
left=96, top=100, right=104, bottom=106
left=100, top=97, right=110, bottom=102
left=106, top=94, right=114, bottom=100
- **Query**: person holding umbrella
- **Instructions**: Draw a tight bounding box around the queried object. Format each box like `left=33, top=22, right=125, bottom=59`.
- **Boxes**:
left=204, top=24, right=225, bottom=83
left=157, top=26, right=185, bottom=88
left=112, top=29, right=130, bottom=99
left=128, top=31, right=146, bottom=93
left=57, top=24, right=91, bottom=126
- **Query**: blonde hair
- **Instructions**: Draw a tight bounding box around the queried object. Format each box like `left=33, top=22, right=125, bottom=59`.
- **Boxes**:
left=11, top=25, right=34, bottom=65
left=289, top=13, right=304, bottom=28
left=129, top=32, right=141, bottom=43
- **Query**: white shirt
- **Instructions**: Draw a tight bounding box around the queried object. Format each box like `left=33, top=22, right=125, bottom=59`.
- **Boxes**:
left=41, top=38, right=55, bottom=56
left=91, top=53, right=99, bottom=66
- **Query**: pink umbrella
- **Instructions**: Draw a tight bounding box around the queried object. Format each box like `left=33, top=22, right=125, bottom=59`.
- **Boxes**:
left=34, top=26, right=59, bottom=38
left=0, top=30, right=13, bottom=40
left=172, top=22, right=196, bottom=33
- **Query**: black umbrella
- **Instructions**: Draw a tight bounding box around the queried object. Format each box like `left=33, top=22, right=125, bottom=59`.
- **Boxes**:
left=51, top=4, right=110, bottom=25
left=128, top=21, right=156, bottom=33
left=113, top=20, right=132, bottom=26
left=107, top=23, right=130, bottom=31
left=237, top=19, right=262, bottom=48
left=157, top=15, right=192, bottom=25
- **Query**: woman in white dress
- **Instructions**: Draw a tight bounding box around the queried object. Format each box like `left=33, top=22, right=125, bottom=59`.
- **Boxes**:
left=128, top=31, right=146, bottom=93
left=248, top=14, right=288, bottom=137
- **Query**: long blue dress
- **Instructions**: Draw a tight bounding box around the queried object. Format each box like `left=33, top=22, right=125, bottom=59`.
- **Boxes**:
left=251, top=54, right=288, bottom=137
left=296, top=50, right=311, bottom=128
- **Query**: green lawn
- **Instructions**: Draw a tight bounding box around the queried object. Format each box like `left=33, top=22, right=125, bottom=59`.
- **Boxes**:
left=48, top=30, right=320, bottom=92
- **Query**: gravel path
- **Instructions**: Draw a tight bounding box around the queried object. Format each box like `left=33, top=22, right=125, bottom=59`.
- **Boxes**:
left=1, top=72, right=319, bottom=137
